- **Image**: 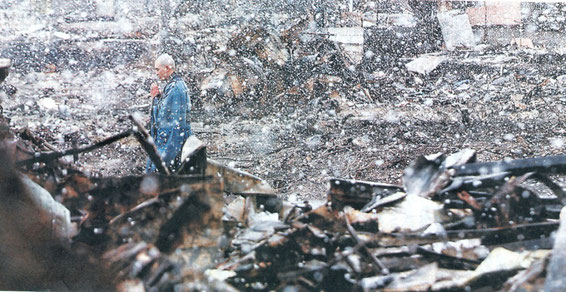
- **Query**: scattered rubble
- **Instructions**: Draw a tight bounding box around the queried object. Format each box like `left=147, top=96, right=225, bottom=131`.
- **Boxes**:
left=3, top=0, right=566, bottom=291
left=2, top=103, right=566, bottom=290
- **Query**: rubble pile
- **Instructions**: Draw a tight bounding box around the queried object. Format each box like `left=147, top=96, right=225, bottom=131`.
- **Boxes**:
left=4, top=1, right=566, bottom=290
left=219, top=149, right=566, bottom=291
left=4, top=0, right=566, bottom=197
left=523, top=2, right=566, bottom=32
left=2, top=99, right=566, bottom=290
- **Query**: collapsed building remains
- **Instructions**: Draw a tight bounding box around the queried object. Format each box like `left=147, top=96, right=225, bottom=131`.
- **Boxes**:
left=3, top=0, right=566, bottom=291
left=2, top=93, right=566, bottom=290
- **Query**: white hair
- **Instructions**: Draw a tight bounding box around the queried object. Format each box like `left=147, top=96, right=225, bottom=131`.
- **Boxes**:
left=155, top=54, right=175, bottom=69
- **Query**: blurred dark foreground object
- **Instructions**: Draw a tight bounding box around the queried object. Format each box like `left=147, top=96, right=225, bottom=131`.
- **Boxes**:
left=0, top=58, right=10, bottom=84
left=0, top=143, right=114, bottom=290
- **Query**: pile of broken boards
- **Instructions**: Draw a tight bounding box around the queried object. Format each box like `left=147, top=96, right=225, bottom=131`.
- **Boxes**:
left=221, top=149, right=566, bottom=291
left=2, top=111, right=566, bottom=291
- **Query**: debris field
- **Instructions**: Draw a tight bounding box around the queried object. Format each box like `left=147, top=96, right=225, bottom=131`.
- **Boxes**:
left=3, top=0, right=566, bottom=291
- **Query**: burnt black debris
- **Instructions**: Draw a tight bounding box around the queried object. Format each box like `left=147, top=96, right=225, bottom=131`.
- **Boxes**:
left=2, top=115, right=566, bottom=290
left=3, top=0, right=566, bottom=291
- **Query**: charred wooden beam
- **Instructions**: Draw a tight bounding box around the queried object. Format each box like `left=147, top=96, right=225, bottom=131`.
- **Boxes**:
left=276, top=243, right=363, bottom=281
left=82, top=174, right=211, bottom=213
left=452, top=154, right=566, bottom=178
left=16, top=130, right=134, bottom=167
left=90, top=174, right=210, bottom=198
left=178, top=136, right=275, bottom=196
left=495, top=238, right=554, bottom=251
left=372, top=221, right=560, bottom=247
left=345, top=216, right=389, bottom=274
left=465, top=221, right=558, bottom=246
left=328, top=178, right=403, bottom=211
left=415, top=246, right=480, bottom=270
left=460, top=221, right=558, bottom=246
left=108, top=197, right=160, bottom=225
left=377, top=257, right=424, bottom=273
left=129, top=115, right=170, bottom=175
left=484, top=173, right=533, bottom=228
left=206, top=159, right=275, bottom=196
left=155, top=189, right=212, bottom=252
left=93, top=174, right=225, bottom=280
left=0, top=58, right=9, bottom=84
left=440, top=172, right=511, bottom=194
left=161, top=177, right=226, bottom=276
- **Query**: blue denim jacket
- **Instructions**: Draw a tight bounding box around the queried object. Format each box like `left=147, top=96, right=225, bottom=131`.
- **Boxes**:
left=146, top=74, right=193, bottom=173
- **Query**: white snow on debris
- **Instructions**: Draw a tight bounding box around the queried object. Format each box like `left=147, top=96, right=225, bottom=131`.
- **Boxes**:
left=406, top=55, right=447, bottom=75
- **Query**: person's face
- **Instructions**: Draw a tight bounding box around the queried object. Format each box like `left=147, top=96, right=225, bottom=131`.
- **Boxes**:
left=154, top=63, right=172, bottom=80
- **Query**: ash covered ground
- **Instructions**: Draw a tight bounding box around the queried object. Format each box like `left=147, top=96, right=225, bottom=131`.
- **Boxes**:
left=2, top=0, right=566, bottom=203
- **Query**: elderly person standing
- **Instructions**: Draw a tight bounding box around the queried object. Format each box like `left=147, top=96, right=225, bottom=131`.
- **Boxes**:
left=146, top=54, right=193, bottom=173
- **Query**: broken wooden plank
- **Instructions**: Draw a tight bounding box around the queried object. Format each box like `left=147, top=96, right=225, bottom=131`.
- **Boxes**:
left=416, top=246, right=480, bottom=271
left=15, top=130, right=134, bottom=167
left=440, top=172, right=511, bottom=194
left=505, top=255, right=548, bottom=291
left=371, top=221, right=560, bottom=247
left=102, top=173, right=225, bottom=280
left=206, top=159, right=275, bottom=196
left=76, top=174, right=213, bottom=242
